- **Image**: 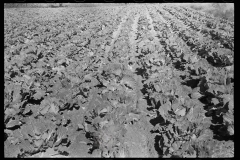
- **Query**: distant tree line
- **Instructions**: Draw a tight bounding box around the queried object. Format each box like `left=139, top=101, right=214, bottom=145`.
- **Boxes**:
left=4, top=3, right=129, bottom=8
left=4, top=3, right=64, bottom=8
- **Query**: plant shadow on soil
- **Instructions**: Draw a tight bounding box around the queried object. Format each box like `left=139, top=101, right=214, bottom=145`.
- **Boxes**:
left=182, top=78, right=200, bottom=89
left=199, top=92, right=234, bottom=141
left=135, top=66, right=148, bottom=79
left=154, top=135, right=163, bottom=157
left=172, top=60, right=186, bottom=71
left=135, top=65, right=171, bottom=157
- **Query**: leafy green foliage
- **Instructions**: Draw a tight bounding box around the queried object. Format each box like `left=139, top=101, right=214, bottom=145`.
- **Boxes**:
left=4, top=4, right=233, bottom=158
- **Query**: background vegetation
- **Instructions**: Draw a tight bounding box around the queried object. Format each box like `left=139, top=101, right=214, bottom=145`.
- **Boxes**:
left=175, top=3, right=234, bottom=22
left=4, top=3, right=125, bottom=8
left=4, top=3, right=234, bottom=22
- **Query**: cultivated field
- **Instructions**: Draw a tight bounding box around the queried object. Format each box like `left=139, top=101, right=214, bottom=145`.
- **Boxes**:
left=4, top=4, right=234, bottom=158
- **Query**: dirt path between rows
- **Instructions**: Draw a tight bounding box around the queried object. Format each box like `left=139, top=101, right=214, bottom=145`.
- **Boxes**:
left=105, top=10, right=130, bottom=57
left=145, top=7, right=159, bottom=42
left=120, top=7, right=159, bottom=158
left=129, top=12, right=140, bottom=57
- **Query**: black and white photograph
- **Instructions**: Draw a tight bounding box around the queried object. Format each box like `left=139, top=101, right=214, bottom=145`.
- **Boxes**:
left=4, top=3, right=234, bottom=158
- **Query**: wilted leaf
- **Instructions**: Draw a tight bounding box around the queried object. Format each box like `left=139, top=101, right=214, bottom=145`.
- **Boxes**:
left=228, top=99, right=233, bottom=111
left=12, top=86, right=21, bottom=103
left=40, top=105, right=50, bottom=115
left=99, top=120, right=109, bottom=128
left=222, top=94, right=233, bottom=101
left=183, top=54, right=189, bottom=61
left=154, top=84, right=161, bottom=92
left=125, top=113, right=141, bottom=122
left=92, top=116, right=103, bottom=124
left=191, top=91, right=202, bottom=99
left=191, top=134, right=197, bottom=140
left=41, top=132, right=49, bottom=140
left=34, top=139, right=44, bottom=148
left=8, top=137, right=20, bottom=145
left=197, top=129, right=213, bottom=141
left=99, top=108, right=108, bottom=115
left=39, top=147, right=58, bottom=157
left=211, top=98, right=219, bottom=105
left=175, top=108, right=186, bottom=116
left=49, top=103, right=59, bottom=114
left=223, top=112, right=233, bottom=124
left=33, top=89, right=45, bottom=100
left=190, top=55, right=198, bottom=63
left=159, top=102, right=171, bottom=121
left=6, top=119, right=21, bottom=129
left=171, top=101, right=180, bottom=112
left=172, top=141, right=180, bottom=150
left=5, top=108, right=18, bottom=117
left=113, top=69, right=122, bottom=76
left=23, top=74, right=31, bottom=80
left=227, top=125, right=234, bottom=135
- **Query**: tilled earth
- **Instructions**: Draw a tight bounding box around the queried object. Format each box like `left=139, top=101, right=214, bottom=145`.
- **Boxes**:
left=4, top=4, right=234, bottom=158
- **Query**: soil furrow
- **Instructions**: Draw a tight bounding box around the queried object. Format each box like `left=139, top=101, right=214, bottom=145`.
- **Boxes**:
left=105, top=10, right=131, bottom=56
